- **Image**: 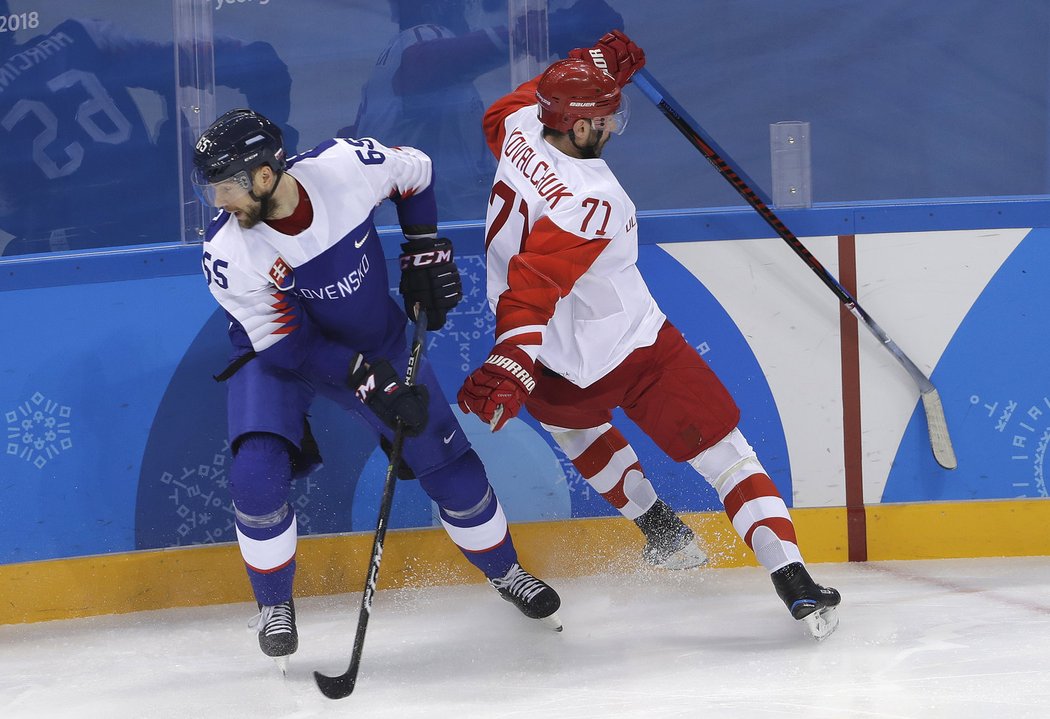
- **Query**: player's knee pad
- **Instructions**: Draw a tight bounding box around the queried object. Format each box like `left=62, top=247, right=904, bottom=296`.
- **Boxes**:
left=229, top=432, right=294, bottom=517
left=687, top=427, right=766, bottom=499
left=417, top=450, right=508, bottom=551
left=440, top=484, right=496, bottom=525
left=230, top=434, right=297, bottom=575
left=234, top=501, right=292, bottom=532
left=418, top=448, right=487, bottom=510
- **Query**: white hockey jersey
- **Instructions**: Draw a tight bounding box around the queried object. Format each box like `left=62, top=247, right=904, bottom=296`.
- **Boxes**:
left=201, top=137, right=435, bottom=379
left=482, top=78, right=665, bottom=388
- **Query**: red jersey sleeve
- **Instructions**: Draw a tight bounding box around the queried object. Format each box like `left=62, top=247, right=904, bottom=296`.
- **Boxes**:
left=495, top=215, right=610, bottom=348
left=483, top=76, right=543, bottom=157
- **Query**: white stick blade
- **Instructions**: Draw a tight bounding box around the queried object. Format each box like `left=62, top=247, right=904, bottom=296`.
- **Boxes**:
left=921, top=388, right=957, bottom=470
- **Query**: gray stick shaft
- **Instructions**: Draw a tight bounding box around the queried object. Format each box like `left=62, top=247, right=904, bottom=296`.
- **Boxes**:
left=633, top=69, right=956, bottom=470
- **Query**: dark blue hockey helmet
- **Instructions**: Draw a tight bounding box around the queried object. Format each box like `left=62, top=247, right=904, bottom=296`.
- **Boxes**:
left=192, top=109, right=285, bottom=183
left=192, top=109, right=286, bottom=207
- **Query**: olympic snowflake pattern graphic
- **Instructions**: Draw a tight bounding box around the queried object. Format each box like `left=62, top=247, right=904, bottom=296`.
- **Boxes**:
left=387, top=253, right=496, bottom=371
left=5, top=392, right=72, bottom=468
left=157, top=440, right=320, bottom=548
left=551, top=444, right=594, bottom=502
left=438, top=254, right=497, bottom=372
left=969, top=393, right=1050, bottom=498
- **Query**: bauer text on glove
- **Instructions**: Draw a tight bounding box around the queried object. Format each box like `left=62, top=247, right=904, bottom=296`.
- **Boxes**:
left=568, top=29, right=645, bottom=87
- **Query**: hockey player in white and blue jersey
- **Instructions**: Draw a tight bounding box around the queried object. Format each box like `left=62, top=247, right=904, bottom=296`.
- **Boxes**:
left=0, top=4, right=296, bottom=256
left=192, top=109, right=561, bottom=665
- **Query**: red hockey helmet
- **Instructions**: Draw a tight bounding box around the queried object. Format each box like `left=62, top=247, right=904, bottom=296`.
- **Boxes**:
left=536, top=58, right=622, bottom=133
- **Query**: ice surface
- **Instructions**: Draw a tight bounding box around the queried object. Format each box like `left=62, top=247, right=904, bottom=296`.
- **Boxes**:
left=2, top=557, right=1049, bottom=718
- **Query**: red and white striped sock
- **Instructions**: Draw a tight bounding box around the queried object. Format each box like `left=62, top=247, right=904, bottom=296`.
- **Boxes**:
left=688, top=428, right=803, bottom=572
left=543, top=422, right=657, bottom=520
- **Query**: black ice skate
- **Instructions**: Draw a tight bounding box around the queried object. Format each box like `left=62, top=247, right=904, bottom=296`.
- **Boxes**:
left=633, top=499, right=708, bottom=570
left=249, top=599, right=298, bottom=673
left=488, top=563, right=563, bottom=631
left=771, top=562, right=841, bottom=640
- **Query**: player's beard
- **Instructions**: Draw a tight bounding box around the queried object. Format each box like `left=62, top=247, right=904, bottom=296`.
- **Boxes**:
left=235, top=200, right=265, bottom=229
left=236, top=184, right=278, bottom=229
left=572, top=128, right=607, bottom=160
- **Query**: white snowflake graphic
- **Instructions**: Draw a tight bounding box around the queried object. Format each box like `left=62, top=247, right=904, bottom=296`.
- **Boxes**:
left=431, top=254, right=496, bottom=371
left=5, top=392, right=72, bottom=468
left=970, top=393, right=1050, bottom=497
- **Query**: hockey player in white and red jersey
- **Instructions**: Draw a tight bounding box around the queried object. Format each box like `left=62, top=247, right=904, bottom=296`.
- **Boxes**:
left=192, top=109, right=561, bottom=666
left=457, top=32, right=841, bottom=639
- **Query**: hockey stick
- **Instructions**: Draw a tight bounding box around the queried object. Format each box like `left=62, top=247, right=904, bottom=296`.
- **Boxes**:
left=632, top=68, right=957, bottom=470
left=314, top=305, right=428, bottom=699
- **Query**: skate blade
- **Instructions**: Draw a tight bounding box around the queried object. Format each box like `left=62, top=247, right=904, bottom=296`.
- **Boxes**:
left=651, top=541, right=709, bottom=571
left=273, top=656, right=290, bottom=676
left=801, top=606, right=839, bottom=641
left=539, top=611, right=563, bottom=632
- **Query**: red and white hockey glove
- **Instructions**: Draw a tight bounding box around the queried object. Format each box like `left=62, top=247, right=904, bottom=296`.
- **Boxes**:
left=568, top=29, right=645, bottom=87
left=457, top=344, right=536, bottom=432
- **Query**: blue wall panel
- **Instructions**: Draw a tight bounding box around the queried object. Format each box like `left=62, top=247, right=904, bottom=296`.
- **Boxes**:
left=1, top=227, right=793, bottom=563
left=3, top=275, right=215, bottom=561
left=883, top=228, right=1050, bottom=502
left=3, top=202, right=1050, bottom=564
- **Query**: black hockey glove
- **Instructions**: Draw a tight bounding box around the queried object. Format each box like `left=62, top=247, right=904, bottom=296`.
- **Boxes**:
left=349, top=357, right=429, bottom=437
left=399, top=237, right=462, bottom=330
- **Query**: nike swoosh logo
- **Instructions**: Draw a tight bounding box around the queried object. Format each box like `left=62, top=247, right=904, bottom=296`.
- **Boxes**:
left=443, top=431, right=457, bottom=444
left=354, top=230, right=370, bottom=249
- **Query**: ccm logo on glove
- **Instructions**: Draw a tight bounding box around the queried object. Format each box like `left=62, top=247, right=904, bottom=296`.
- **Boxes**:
left=400, top=248, right=452, bottom=268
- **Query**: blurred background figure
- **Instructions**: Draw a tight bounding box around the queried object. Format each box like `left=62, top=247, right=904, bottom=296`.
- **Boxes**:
left=0, top=2, right=296, bottom=256
left=345, top=0, right=624, bottom=224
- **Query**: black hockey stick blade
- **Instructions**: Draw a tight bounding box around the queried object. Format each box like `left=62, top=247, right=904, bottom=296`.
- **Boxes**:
left=315, top=670, right=357, bottom=700
left=313, top=306, right=429, bottom=699
left=632, top=68, right=957, bottom=470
